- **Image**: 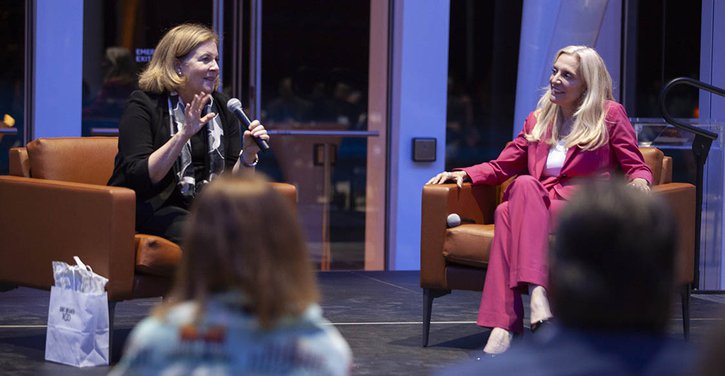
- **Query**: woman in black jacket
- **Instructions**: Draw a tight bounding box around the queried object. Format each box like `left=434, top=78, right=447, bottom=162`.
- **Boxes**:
left=108, top=23, right=270, bottom=244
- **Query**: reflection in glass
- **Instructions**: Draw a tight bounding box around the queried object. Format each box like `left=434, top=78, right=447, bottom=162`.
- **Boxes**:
left=445, top=0, right=522, bottom=170
left=623, top=0, right=701, bottom=118
left=82, top=0, right=213, bottom=136
left=0, top=1, right=24, bottom=174
left=256, top=0, right=371, bottom=270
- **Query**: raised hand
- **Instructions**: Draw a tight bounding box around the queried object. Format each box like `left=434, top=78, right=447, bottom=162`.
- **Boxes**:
left=180, top=92, right=216, bottom=139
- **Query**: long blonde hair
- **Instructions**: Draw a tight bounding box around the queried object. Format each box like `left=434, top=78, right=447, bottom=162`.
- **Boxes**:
left=527, top=45, right=614, bottom=150
left=138, top=23, right=219, bottom=93
left=158, top=174, right=319, bottom=329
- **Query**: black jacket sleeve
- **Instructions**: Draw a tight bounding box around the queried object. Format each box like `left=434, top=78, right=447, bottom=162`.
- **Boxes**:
left=108, top=90, right=172, bottom=200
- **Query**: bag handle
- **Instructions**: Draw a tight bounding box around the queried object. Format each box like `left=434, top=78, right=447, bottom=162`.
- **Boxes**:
left=73, top=256, right=93, bottom=273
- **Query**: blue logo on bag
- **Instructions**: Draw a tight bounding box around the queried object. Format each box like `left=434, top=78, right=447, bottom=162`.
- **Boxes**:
left=59, top=307, right=75, bottom=321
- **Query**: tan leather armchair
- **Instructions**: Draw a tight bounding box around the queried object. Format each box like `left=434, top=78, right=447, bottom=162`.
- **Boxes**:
left=0, top=137, right=297, bottom=323
left=420, top=147, right=695, bottom=346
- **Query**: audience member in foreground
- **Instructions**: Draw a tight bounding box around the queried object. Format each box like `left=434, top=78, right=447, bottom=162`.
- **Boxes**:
left=438, top=180, right=693, bottom=375
left=111, top=175, right=352, bottom=375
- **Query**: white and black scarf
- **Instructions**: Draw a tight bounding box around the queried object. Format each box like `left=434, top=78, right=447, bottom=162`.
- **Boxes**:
left=168, top=93, right=225, bottom=198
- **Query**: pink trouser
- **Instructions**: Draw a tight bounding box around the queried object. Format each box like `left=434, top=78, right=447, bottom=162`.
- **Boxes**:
left=476, top=175, right=566, bottom=333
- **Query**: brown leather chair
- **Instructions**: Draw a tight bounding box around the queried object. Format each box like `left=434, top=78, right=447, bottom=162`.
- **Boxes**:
left=0, top=137, right=297, bottom=326
left=420, top=147, right=696, bottom=346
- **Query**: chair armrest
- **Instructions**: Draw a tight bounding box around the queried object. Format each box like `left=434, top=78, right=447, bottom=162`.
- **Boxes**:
left=9, top=147, right=29, bottom=177
left=420, top=183, right=498, bottom=289
left=652, top=182, right=696, bottom=285
left=270, top=182, right=297, bottom=213
left=0, top=176, right=137, bottom=300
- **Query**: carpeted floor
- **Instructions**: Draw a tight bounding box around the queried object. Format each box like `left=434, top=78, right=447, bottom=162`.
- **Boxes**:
left=0, top=271, right=723, bottom=375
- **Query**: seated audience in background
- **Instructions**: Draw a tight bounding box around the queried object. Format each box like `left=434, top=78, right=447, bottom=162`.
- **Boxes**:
left=110, top=175, right=352, bottom=375
left=438, top=180, right=693, bottom=375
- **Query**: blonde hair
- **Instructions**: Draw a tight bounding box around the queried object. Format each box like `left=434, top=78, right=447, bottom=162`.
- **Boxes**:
left=527, top=45, right=614, bottom=150
left=158, top=174, right=319, bottom=329
left=138, top=23, right=219, bottom=93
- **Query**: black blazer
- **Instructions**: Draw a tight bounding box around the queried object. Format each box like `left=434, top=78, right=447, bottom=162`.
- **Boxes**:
left=108, top=90, right=241, bottom=220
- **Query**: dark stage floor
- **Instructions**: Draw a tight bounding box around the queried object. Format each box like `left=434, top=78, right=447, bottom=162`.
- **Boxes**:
left=1, top=271, right=724, bottom=375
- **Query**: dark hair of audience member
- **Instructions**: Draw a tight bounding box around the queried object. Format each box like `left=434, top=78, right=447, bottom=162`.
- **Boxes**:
left=550, top=179, right=678, bottom=332
left=155, top=174, right=320, bottom=329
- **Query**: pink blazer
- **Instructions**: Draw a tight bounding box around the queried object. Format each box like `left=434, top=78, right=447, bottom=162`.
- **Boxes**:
left=459, top=101, right=653, bottom=200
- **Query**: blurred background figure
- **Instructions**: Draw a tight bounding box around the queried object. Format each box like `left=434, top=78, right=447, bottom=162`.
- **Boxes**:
left=439, top=180, right=693, bottom=375
left=82, top=47, right=138, bottom=120
left=110, top=174, right=352, bottom=375
left=265, top=76, right=312, bottom=122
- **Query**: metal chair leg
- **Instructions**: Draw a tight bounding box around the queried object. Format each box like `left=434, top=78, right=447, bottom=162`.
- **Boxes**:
left=108, top=301, right=117, bottom=361
left=422, top=288, right=449, bottom=347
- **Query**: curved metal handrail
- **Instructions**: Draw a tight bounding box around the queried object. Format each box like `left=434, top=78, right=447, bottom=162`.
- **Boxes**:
left=658, top=77, right=720, bottom=140
left=659, top=77, right=724, bottom=292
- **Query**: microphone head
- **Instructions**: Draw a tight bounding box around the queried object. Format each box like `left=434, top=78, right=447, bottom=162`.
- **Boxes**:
left=446, top=213, right=462, bottom=228
left=226, top=98, right=243, bottom=112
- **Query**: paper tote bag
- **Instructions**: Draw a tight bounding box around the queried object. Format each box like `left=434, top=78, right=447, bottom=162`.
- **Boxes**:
left=45, top=286, right=110, bottom=367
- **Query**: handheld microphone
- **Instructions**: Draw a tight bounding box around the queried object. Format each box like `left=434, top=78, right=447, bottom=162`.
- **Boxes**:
left=447, top=213, right=476, bottom=228
left=226, top=98, right=270, bottom=152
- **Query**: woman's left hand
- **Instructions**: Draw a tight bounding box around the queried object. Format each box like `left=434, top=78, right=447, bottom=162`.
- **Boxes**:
left=628, top=178, right=650, bottom=192
left=241, top=120, right=270, bottom=161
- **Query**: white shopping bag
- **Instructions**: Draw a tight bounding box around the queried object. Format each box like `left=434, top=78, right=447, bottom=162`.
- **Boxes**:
left=45, top=257, right=110, bottom=367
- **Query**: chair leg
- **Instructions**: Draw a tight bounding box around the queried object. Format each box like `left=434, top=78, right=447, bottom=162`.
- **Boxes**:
left=108, top=301, right=117, bottom=361
left=422, top=288, right=450, bottom=347
left=681, top=284, right=690, bottom=339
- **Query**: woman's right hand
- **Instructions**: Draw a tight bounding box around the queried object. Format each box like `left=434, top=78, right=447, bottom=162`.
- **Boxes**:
left=179, top=92, right=217, bottom=140
left=426, top=170, right=469, bottom=188
left=147, top=91, right=217, bottom=184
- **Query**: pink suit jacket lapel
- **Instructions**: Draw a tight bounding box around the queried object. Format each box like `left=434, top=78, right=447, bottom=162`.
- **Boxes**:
left=560, top=146, right=578, bottom=175
left=533, top=141, right=548, bottom=179
left=534, top=124, right=580, bottom=179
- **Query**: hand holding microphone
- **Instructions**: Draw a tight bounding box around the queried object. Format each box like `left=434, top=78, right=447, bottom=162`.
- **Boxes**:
left=227, top=98, right=270, bottom=152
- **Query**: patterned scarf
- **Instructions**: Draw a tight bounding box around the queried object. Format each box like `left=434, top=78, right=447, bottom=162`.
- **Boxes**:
left=168, top=93, right=225, bottom=198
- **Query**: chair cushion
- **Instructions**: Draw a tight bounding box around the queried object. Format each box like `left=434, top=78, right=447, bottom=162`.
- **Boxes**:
left=26, top=137, right=118, bottom=185
left=134, top=234, right=182, bottom=277
left=443, top=224, right=494, bottom=268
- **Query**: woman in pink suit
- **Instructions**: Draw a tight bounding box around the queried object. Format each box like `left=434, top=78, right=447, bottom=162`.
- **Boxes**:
left=427, top=45, right=652, bottom=355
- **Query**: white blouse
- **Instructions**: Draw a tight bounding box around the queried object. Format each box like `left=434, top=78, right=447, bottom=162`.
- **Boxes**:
left=543, top=139, right=568, bottom=177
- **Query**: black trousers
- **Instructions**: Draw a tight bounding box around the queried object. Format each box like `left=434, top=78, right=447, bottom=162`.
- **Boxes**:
left=136, top=205, right=189, bottom=245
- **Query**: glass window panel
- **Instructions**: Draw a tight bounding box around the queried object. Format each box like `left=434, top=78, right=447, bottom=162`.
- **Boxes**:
left=624, top=0, right=701, bottom=119
left=255, top=0, right=372, bottom=270
left=445, top=0, right=523, bottom=170
left=0, top=1, right=25, bottom=174
left=82, top=0, right=213, bottom=136
left=623, top=0, right=702, bottom=186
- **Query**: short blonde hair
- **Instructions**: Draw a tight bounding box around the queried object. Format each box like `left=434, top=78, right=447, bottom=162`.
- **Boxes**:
left=138, top=23, right=219, bottom=93
left=159, top=174, right=320, bottom=329
left=527, top=45, right=614, bottom=150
